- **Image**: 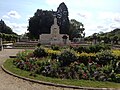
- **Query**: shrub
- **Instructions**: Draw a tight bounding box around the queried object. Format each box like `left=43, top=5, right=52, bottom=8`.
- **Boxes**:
left=115, top=74, right=120, bottom=83
left=51, top=45, right=60, bottom=50
left=76, top=52, right=96, bottom=65
left=115, top=61, right=120, bottom=74
left=73, top=46, right=90, bottom=53
left=37, top=43, right=41, bottom=47
left=102, top=65, right=112, bottom=74
left=12, top=46, right=120, bottom=83
left=74, top=44, right=110, bottom=53
left=33, top=47, right=47, bottom=58
left=13, top=56, right=37, bottom=71
left=96, top=50, right=116, bottom=66
left=46, top=49, right=61, bottom=59
left=58, top=50, right=77, bottom=66
left=16, top=50, right=32, bottom=61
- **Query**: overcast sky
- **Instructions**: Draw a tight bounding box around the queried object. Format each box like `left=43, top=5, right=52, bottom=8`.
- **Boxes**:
left=0, top=0, right=120, bottom=36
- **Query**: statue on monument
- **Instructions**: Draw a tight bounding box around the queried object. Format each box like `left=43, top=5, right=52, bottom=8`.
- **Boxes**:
left=39, top=16, right=70, bottom=45
left=51, top=17, right=60, bottom=35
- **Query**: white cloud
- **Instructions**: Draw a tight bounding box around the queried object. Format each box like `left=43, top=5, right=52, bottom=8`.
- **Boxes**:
left=84, top=24, right=98, bottom=36
left=2, top=15, right=10, bottom=19
left=1, top=11, right=26, bottom=34
left=77, top=11, right=92, bottom=19
left=114, top=15, right=120, bottom=22
left=99, top=12, right=120, bottom=21
left=110, top=23, right=120, bottom=29
left=97, top=12, right=120, bottom=32
left=7, top=10, right=21, bottom=19
left=5, top=20, right=27, bottom=35
left=11, top=23, right=27, bottom=35
left=2, top=10, right=21, bottom=20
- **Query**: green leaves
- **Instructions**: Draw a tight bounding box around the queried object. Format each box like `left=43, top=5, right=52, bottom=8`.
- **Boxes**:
left=33, top=47, right=47, bottom=58
left=58, top=50, right=77, bottom=66
left=69, top=19, right=85, bottom=40
left=96, top=50, right=116, bottom=66
left=28, top=9, right=54, bottom=39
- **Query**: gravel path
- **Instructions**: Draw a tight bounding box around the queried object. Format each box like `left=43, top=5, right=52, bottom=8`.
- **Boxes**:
left=0, top=49, right=78, bottom=90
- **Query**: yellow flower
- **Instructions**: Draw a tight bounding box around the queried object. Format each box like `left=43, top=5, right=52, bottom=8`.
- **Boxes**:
left=45, top=48, right=61, bottom=55
left=112, top=50, right=120, bottom=57
left=75, top=52, right=96, bottom=57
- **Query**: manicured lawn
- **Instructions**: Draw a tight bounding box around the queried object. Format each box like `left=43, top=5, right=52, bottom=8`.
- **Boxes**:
left=3, top=58, right=120, bottom=88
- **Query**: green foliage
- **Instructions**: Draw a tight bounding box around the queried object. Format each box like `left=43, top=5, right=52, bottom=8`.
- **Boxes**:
left=58, top=50, right=77, bottom=66
left=115, top=61, right=120, bottom=74
left=57, top=2, right=69, bottom=34
left=51, top=45, right=60, bottom=50
left=37, top=43, right=41, bottom=47
left=12, top=46, right=120, bottom=83
left=0, top=19, right=17, bottom=35
left=4, top=59, right=120, bottom=88
left=85, top=28, right=120, bottom=44
left=28, top=2, right=70, bottom=39
left=28, top=9, right=54, bottom=39
left=0, top=32, right=18, bottom=42
left=115, top=74, right=120, bottom=83
left=102, top=65, right=112, bottom=74
left=74, top=44, right=110, bottom=53
left=96, top=50, right=116, bottom=65
left=13, top=50, right=37, bottom=71
left=33, top=47, right=47, bottom=58
left=69, top=19, right=85, bottom=40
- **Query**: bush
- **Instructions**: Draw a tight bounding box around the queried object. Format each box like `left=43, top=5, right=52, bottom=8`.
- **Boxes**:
left=102, top=65, right=112, bottom=74
left=33, top=47, right=47, bottom=58
left=12, top=46, right=120, bottom=83
left=115, top=74, right=120, bottom=83
left=96, top=50, right=116, bottom=65
left=58, top=50, right=77, bottom=66
left=37, top=43, right=41, bottom=47
left=115, top=61, right=120, bottom=74
left=13, top=55, right=37, bottom=71
left=51, top=45, right=60, bottom=50
left=74, top=44, right=110, bottom=53
left=77, top=52, right=96, bottom=65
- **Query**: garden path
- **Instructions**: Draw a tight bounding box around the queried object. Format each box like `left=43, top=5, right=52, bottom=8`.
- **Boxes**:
left=0, top=49, right=78, bottom=90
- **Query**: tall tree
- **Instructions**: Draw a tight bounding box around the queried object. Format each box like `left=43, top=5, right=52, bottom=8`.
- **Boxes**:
left=112, top=35, right=119, bottom=44
left=57, top=2, right=70, bottom=34
left=0, top=19, right=16, bottom=34
left=28, top=2, right=70, bottom=39
left=69, top=19, right=85, bottom=40
left=28, top=9, right=54, bottom=39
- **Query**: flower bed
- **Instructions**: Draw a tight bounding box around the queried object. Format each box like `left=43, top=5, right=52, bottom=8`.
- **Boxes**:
left=13, top=45, right=120, bottom=83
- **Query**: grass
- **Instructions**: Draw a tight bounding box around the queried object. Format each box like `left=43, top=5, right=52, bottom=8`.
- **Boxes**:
left=3, top=58, right=120, bottom=89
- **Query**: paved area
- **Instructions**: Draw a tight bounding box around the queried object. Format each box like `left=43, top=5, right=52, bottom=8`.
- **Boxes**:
left=0, top=49, right=79, bottom=90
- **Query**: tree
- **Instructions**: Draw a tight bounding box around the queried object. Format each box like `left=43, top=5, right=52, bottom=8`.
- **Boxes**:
left=0, top=19, right=16, bottom=34
left=57, top=2, right=70, bottom=34
left=112, top=35, right=119, bottom=44
left=28, top=2, right=70, bottom=39
left=69, top=19, right=85, bottom=41
left=28, top=9, right=54, bottom=39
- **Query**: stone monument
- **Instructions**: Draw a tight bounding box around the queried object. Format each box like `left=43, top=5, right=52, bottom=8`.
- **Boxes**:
left=39, top=17, right=70, bottom=45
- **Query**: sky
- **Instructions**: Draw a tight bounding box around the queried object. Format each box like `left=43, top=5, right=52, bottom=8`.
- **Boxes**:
left=0, top=0, right=120, bottom=36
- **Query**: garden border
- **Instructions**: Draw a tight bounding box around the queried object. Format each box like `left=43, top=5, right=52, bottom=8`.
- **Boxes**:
left=1, top=65, right=117, bottom=90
